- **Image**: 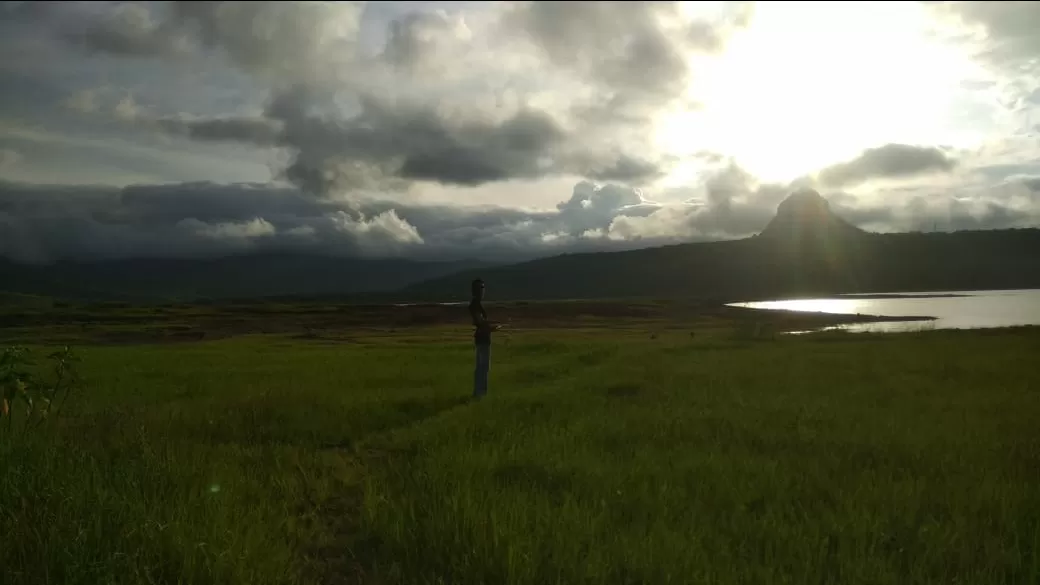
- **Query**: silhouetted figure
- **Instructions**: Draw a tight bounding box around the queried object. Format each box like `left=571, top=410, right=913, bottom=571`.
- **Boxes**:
left=469, top=278, right=497, bottom=399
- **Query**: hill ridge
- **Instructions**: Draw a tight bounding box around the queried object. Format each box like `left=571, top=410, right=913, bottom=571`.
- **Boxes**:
left=3, top=191, right=1039, bottom=302
left=401, top=191, right=1040, bottom=302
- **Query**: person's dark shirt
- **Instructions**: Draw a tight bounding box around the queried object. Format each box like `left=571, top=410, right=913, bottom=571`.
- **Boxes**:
left=469, top=299, right=491, bottom=345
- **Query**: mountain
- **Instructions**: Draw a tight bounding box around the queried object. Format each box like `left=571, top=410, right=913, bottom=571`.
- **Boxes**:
left=400, top=190, right=1040, bottom=302
left=4, top=191, right=1038, bottom=304
left=758, top=188, right=864, bottom=243
left=0, top=253, right=489, bottom=302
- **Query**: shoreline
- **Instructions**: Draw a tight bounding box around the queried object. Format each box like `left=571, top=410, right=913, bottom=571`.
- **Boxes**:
left=8, top=294, right=1040, bottom=345
left=835, top=293, right=968, bottom=299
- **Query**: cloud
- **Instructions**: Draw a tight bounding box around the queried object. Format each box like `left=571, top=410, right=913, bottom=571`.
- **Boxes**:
left=605, top=163, right=792, bottom=241
left=507, top=2, right=689, bottom=105
left=6, top=164, right=1035, bottom=265
left=0, top=180, right=427, bottom=263
left=3, top=0, right=1039, bottom=269
left=382, top=9, right=472, bottom=74
left=258, top=87, right=669, bottom=196
left=150, top=114, right=283, bottom=146
left=1021, top=176, right=1040, bottom=192
left=63, top=88, right=103, bottom=114
left=61, top=1, right=192, bottom=58
left=62, top=87, right=283, bottom=146
left=40, top=1, right=729, bottom=197
left=0, top=178, right=669, bottom=263
left=57, top=1, right=364, bottom=81
left=263, top=91, right=563, bottom=194
left=168, top=1, right=364, bottom=80
left=554, top=182, right=659, bottom=236
left=927, top=2, right=1040, bottom=109
left=838, top=192, right=1040, bottom=233
left=816, top=144, right=957, bottom=188
left=0, top=148, right=22, bottom=170
left=0, top=178, right=680, bottom=263
left=930, top=2, right=1040, bottom=71
left=505, top=1, right=745, bottom=109
left=113, top=94, right=142, bottom=121
left=1, top=1, right=50, bottom=20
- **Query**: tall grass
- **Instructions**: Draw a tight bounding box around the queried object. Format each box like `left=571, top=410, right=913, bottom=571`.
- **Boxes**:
left=2, top=327, right=1039, bottom=584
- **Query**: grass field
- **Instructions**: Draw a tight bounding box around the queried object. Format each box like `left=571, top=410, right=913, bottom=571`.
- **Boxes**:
left=1, top=301, right=1038, bottom=584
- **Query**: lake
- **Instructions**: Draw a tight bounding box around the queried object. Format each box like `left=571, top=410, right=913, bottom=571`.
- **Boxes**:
left=730, top=289, right=1040, bottom=333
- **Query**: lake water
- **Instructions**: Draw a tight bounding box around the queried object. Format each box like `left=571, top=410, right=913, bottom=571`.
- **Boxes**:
left=730, top=289, right=1040, bottom=333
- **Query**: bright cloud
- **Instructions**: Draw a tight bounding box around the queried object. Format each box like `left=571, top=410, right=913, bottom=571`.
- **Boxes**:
left=658, top=1, right=997, bottom=184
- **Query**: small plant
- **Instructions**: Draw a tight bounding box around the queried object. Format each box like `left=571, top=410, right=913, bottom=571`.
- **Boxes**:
left=1, top=345, right=82, bottom=437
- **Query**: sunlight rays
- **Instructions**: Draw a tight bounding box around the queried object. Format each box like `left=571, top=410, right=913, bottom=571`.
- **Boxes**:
left=657, top=1, right=988, bottom=184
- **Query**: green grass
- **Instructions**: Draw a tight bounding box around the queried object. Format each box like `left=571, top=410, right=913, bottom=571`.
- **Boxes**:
left=3, top=326, right=1039, bottom=584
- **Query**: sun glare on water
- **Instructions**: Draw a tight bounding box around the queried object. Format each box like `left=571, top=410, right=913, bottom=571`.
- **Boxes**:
left=735, top=298, right=868, bottom=315
left=658, top=1, right=986, bottom=184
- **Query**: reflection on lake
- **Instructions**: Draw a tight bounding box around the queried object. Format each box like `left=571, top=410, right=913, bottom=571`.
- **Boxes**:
left=730, top=289, right=1040, bottom=333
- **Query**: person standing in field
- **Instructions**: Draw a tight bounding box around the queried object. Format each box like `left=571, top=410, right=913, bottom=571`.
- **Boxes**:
left=469, top=278, right=498, bottom=399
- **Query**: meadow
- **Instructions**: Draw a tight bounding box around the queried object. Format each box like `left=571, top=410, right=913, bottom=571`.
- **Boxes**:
left=1, top=298, right=1038, bottom=584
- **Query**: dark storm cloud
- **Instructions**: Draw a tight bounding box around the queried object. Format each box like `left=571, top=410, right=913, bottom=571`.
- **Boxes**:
left=507, top=1, right=729, bottom=107
left=261, top=88, right=668, bottom=195
left=817, top=144, right=957, bottom=187
left=61, top=1, right=191, bottom=58
left=47, top=1, right=681, bottom=193
left=266, top=92, right=563, bottom=193
left=149, top=114, right=283, bottom=146
left=56, top=1, right=361, bottom=78
left=0, top=180, right=417, bottom=264
left=0, top=0, right=54, bottom=22
left=166, top=1, right=362, bottom=77
left=0, top=179, right=666, bottom=263
left=582, top=155, right=667, bottom=184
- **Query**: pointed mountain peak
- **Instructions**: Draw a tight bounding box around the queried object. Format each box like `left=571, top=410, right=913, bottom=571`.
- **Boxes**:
left=759, top=189, right=864, bottom=240
left=780, top=188, right=830, bottom=212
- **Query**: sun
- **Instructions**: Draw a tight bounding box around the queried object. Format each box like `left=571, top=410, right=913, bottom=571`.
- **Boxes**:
left=657, top=1, right=987, bottom=185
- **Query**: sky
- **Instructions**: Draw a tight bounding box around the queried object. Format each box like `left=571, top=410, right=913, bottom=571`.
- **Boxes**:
left=1, top=0, right=1039, bottom=264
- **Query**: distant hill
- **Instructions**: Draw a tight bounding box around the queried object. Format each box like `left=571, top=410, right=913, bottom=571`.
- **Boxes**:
left=0, top=253, right=489, bottom=302
left=400, top=190, right=1040, bottom=302
left=4, top=191, right=1038, bottom=304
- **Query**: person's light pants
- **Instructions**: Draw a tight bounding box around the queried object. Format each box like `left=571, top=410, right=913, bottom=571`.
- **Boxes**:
left=473, top=343, right=490, bottom=398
